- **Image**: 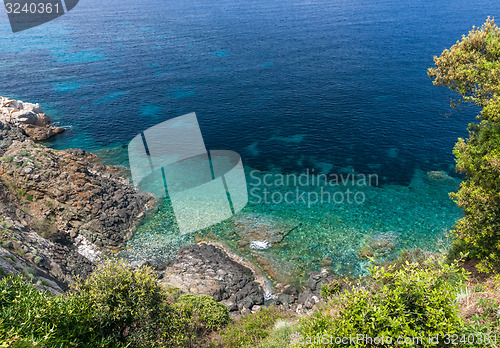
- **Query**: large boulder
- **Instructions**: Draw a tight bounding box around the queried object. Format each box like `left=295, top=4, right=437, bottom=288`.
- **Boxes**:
left=22, top=124, right=65, bottom=141
left=163, top=244, right=265, bottom=311
left=0, top=141, right=155, bottom=249
left=0, top=97, right=63, bottom=141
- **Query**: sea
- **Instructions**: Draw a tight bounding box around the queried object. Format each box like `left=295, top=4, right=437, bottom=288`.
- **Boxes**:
left=0, top=0, right=498, bottom=284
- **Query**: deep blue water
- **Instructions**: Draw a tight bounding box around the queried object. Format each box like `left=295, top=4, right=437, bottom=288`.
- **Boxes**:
left=1, top=0, right=497, bottom=184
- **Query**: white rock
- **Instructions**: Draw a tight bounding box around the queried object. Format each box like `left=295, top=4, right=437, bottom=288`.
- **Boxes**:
left=0, top=97, right=50, bottom=127
left=251, top=305, right=261, bottom=313
left=23, top=102, right=43, bottom=114
left=74, top=234, right=101, bottom=262
left=249, top=240, right=271, bottom=250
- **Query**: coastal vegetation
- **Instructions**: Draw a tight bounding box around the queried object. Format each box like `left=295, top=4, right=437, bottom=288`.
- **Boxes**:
left=3, top=252, right=500, bottom=347
left=0, top=260, right=228, bottom=347
left=429, top=17, right=500, bottom=273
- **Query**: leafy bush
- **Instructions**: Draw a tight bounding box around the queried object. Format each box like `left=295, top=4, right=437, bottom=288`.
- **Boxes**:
left=320, top=279, right=342, bottom=298
left=0, top=274, right=105, bottom=347
left=71, top=259, right=190, bottom=346
left=0, top=260, right=201, bottom=347
left=296, top=262, right=467, bottom=347
left=257, top=319, right=296, bottom=348
left=175, top=294, right=229, bottom=331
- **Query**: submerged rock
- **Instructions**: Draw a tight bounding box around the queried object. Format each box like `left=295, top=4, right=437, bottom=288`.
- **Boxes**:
left=426, top=170, right=456, bottom=184
left=358, top=231, right=399, bottom=260
left=233, top=212, right=300, bottom=249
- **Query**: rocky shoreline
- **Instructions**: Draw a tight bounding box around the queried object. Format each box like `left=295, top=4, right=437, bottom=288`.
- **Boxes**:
left=0, top=97, right=155, bottom=291
left=0, top=97, right=344, bottom=314
left=161, top=243, right=345, bottom=317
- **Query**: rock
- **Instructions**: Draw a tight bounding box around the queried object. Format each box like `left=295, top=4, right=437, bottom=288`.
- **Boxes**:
left=21, top=124, right=65, bottom=141
left=0, top=245, right=63, bottom=294
left=238, top=297, right=254, bottom=310
left=12, top=110, right=38, bottom=125
left=283, top=285, right=299, bottom=297
left=0, top=128, right=154, bottom=285
left=358, top=231, right=399, bottom=260
left=162, top=244, right=265, bottom=312
left=221, top=299, right=238, bottom=312
left=24, top=103, right=43, bottom=115
left=321, top=256, right=333, bottom=267
left=233, top=212, right=300, bottom=249
left=305, top=269, right=337, bottom=292
left=0, top=97, right=63, bottom=141
left=304, top=295, right=319, bottom=309
left=276, top=293, right=295, bottom=306
left=298, top=290, right=314, bottom=305
left=0, top=140, right=154, bottom=251
left=426, top=170, right=454, bottom=182
left=0, top=123, right=26, bottom=155
left=234, top=281, right=265, bottom=306
left=251, top=305, right=261, bottom=312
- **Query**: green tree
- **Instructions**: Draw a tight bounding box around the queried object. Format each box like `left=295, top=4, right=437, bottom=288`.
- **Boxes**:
left=428, top=17, right=500, bottom=272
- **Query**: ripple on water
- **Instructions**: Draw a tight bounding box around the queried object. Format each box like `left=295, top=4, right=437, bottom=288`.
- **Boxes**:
left=53, top=82, right=85, bottom=93
left=52, top=49, right=107, bottom=64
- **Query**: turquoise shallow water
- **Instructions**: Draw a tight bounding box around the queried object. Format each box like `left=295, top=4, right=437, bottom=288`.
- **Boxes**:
left=0, top=0, right=495, bottom=282
left=119, top=166, right=462, bottom=284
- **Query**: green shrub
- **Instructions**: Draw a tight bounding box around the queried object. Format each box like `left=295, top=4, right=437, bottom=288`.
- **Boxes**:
left=258, top=319, right=296, bottom=348
left=175, top=294, right=229, bottom=331
left=320, top=279, right=342, bottom=298
left=0, top=261, right=195, bottom=347
left=0, top=272, right=123, bottom=346
left=71, top=259, right=190, bottom=346
left=296, top=262, right=467, bottom=347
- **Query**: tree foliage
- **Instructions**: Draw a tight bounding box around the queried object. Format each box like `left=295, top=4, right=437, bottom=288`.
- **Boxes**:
left=429, top=18, right=500, bottom=272
left=296, top=262, right=467, bottom=347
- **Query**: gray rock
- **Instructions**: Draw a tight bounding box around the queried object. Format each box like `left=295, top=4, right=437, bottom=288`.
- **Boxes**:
left=163, top=244, right=265, bottom=312
left=283, top=284, right=299, bottom=297
left=276, top=293, right=295, bottom=306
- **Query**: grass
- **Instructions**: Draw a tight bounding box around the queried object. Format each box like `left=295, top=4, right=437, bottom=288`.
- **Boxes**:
left=209, top=307, right=289, bottom=347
